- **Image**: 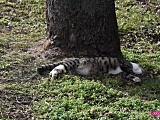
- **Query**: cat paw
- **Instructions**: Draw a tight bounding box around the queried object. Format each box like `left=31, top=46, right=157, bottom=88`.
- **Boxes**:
left=49, top=65, right=66, bottom=78
left=49, top=69, right=59, bottom=78
left=132, top=77, right=141, bottom=82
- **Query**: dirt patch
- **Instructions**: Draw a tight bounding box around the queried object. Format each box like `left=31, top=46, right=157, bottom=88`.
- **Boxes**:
left=0, top=38, right=67, bottom=119
left=0, top=89, right=33, bottom=120
left=27, top=39, right=65, bottom=61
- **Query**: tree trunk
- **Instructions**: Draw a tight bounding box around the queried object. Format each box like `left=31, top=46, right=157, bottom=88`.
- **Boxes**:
left=46, top=0, right=123, bottom=59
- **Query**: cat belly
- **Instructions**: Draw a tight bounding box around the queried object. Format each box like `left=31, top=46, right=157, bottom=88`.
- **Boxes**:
left=108, top=67, right=122, bottom=74
left=75, top=68, right=91, bottom=75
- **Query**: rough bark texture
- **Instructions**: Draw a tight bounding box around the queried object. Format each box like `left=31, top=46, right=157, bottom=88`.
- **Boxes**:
left=46, top=0, right=123, bottom=59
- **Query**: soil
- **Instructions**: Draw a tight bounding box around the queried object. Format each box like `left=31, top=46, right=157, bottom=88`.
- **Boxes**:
left=0, top=39, right=65, bottom=119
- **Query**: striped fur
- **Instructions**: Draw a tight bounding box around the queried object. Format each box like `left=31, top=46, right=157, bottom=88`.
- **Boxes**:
left=37, top=57, right=143, bottom=82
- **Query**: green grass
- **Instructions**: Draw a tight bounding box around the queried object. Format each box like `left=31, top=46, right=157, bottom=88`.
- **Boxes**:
left=0, top=0, right=160, bottom=119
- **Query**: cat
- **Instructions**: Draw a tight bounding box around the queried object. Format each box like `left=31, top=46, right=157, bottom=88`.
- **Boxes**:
left=37, top=57, right=143, bottom=82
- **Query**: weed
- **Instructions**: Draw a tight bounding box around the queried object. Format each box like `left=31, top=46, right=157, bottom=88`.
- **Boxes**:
left=0, top=0, right=159, bottom=119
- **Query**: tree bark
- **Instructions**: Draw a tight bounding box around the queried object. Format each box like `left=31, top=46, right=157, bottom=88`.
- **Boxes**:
left=46, top=0, right=123, bottom=59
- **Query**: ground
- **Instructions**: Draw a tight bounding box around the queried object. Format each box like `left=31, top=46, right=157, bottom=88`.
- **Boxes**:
left=0, top=0, right=160, bottom=119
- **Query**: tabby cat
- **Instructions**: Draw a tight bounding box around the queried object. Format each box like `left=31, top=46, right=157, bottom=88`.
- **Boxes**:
left=37, top=57, right=143, bottom=82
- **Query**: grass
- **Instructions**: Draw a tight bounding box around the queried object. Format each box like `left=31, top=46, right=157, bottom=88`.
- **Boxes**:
left=0, top=0, right=160, bottom=119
